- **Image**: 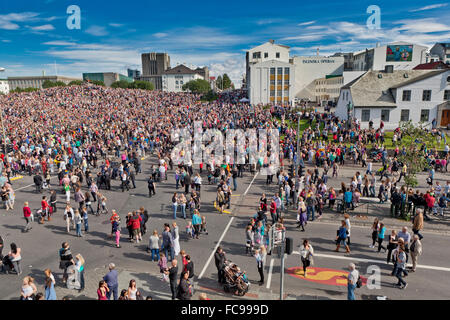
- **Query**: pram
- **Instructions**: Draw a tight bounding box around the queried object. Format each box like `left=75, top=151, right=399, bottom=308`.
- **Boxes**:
left=222, top=261, right=249, bottom=296
left=0, top=255, right=18, bottom=274
left=66, top=265, right=82, bottom=290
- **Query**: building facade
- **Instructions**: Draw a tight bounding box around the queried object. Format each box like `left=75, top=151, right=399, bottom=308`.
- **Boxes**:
left=0, top=79, right=9, bottom=94
left=335, top=69, right=450, bottom=129
left=162, top=64, right=205, bottom=92
left=352, top=42, right=428, bottom=71
left=314, top=71, right=365, bottom=105
left=127, top=69, right=141, bottom=79
left=140, top=52, right=171, bottom=90
left=430, top=43, right=450, bottom=65
left=7, top=76, right=81, bottom=90
left=82, top=73, right=133, bottom=87
left=248, top=60, right=295, bottom=106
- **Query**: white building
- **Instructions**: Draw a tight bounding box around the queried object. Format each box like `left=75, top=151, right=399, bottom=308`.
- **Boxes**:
left=246, top=40, right=344, bottom=105
left=8, top=75, right=81, bottom=90
left=0, top=79, right=9, bottom=94
left=248, top=60, right=295, bottom=106
left=162, top=65, right=205, bottom=92
left=292, top=56, right=344, bottom=101
left=314, top=71, right=365, bottom=105
left=335, top=68, right=450, bottom=129
left=430, top=43, right=450, bottom=65
left=352, top=42, right=428, bottom=71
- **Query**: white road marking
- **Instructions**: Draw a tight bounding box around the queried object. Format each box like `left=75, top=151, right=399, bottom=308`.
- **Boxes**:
left=292, top=251, right=450, bottom=272
left=244, top=172, right=258, bottom=196
left=198, top=172, right=258, bottom=280
left=198, top=216, right=234, bottom=279
left=14, top=184, right=34, bottom=191
left=266, top=258, right=274, bottom=289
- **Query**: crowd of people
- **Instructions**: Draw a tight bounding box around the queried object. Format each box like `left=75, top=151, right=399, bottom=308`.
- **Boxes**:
left=0, top=84, right=448, bottom=300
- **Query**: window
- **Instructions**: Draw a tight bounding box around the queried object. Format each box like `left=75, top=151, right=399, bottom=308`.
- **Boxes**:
left=277, top=67, right=283, bottom=75
left=252, top=52, right=261, bottom=59
left=276, top=52, right=280, bottom=58
left=264, top=52, right=268, bottom=58
left=277, top=79, right=282, bottom=85
left=444, top=90, right=450, bottom=100
left=446, top=54, right=450, bottom=58
left=270, top=90, right=275, bottom=97
left=175, top=80, right=178, bottom=85
left=381, top=110, right=390, bottom=122
left=284, top=90, right=289, bottom=97
left=285, top=79, right=289, bottom=85
left=361, top=110, right=370, bottom=122
left=270, top=68, right=275, bottom=75
left=402, top=90, right=411, bottom=101
left=400, top=109, right=410, bottom=122
left=284, top=67, right=289, bottom=75
left=270, top=79, right=275, bottom=85
left=422, top=90, right=431, bottom=101
left=420, top=109, right=430, bottom=122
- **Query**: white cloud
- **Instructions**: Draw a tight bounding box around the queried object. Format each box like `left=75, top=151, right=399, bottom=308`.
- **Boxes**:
left=282, top=34, right=324, bottom=41
left=0, top=12, right=39, bottom=30
left=109, top=23, right=123, bottom=28
left=1, top=39, right=11, bottom=43
left=30, top=24, right=55, bottom=31
left=393, top=18, right=450, bottom=33
left=43, top=41, right=77, bottom=46
left=410, top=3, right=448, bottom=12
left=298, top=21, right=316, bottom=26
left=153, top=32, right=168, bottom=38
left=85, top=25, right=108, bottom=36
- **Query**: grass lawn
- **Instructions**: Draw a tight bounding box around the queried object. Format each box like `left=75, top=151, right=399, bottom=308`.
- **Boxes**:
left=276, top=117, right=449, bottom=151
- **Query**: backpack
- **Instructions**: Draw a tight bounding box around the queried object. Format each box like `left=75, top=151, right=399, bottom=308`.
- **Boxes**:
left=356, top=276, right=362, bottom=288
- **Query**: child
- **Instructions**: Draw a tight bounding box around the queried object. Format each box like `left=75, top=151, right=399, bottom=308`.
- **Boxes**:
left=316, top=194, right=324, bottom=218
left=157, top=252, right=167, bottom=275
left=245, top=225, right=254, bottom=255
left=200, top=216, right=208, bottom=235
left=186, top=222, right=194, bottom=238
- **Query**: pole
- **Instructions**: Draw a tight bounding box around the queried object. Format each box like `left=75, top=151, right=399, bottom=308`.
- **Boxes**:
left=279, top=229, right=286, bottom=300
left=0, top=108, right=7, bottom=155
left=296, top=113, right=301, bottom=177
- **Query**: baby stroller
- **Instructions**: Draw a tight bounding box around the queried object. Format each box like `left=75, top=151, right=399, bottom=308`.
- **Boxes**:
left=222, top=261, right=249, bottom=296
left=0, top=255, right=19, bottom=274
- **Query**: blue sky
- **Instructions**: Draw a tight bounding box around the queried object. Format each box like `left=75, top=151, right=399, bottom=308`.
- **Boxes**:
left=1, top=0, right=450, bottom=86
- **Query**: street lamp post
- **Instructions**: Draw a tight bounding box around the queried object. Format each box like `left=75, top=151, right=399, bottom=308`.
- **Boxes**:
left=0, top=67, right=6, bottom=156
left=295, top=112, right=301, bottom=177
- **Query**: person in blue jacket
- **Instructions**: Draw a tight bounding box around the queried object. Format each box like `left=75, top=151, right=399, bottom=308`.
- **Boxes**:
left=335, top=220, right=350, bottom=253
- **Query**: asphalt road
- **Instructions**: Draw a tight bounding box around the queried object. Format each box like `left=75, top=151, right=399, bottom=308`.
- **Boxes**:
left=0, top=156, right=449, bottom=300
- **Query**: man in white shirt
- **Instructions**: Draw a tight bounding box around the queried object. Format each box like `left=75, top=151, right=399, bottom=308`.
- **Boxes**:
left=347, top=263, right=359, bottom=300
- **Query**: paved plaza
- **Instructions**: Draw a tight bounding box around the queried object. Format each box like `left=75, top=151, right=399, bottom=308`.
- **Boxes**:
left=1, top=153, right=449, bottom=300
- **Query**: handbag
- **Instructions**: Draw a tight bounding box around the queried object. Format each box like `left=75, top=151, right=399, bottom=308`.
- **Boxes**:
left=356, top=276, right=362, bottom=288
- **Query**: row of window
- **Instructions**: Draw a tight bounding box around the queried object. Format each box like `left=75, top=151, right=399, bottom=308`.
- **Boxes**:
left=402, top=89, right=450, bottom=101
left=270, top=80, right=289, bottom=85
left=361, top=109, right=430, bottom=122
left=253, top=51, right=281, bottom=59
left=270, top=67, right=290, bottom=75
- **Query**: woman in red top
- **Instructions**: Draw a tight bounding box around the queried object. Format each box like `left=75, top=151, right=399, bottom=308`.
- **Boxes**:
left=41, top=196, right=51, bottom=221
left=97, top=280, right=109, bottom=300
left=23, top=202, right=32, bottom=232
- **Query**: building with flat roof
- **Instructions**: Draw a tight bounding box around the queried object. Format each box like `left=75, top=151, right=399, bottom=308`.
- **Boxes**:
left=7, top=75, right=81, bottom=90
left=352, top=42, right=428, bottom=71
left=127, top=69, right=141, bottom=79
left=430, top=43, right=450, bottom=65
left=139, top=53, right=171, bottom=90
left=82, top=72, right=133, bottom=87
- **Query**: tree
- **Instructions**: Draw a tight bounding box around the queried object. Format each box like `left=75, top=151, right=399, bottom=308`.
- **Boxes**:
left=90, top=80, right=105, bottom=86
left=182, top=79, right=211, bottom=93
left=201, top=90, right=218, bottom=101
left=222, top=73, right=232, bottom=90
left=111, top=80, right=130, bottom=89
left=396, top=121, right=436, bottom=219
left=216, top=75, right=222, bottom=90
left=68, top=80, right=83, bottom=86
left=133, top=80, right=154, bottom=90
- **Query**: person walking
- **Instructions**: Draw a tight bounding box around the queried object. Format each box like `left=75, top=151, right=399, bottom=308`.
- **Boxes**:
left=64, top=203, right=74, bottom=233
left=23, top=202, right=32, bottom=232
left=386, top=230, right=398, bottom=264
left=177, top=271, right=193, bottom=300
left=162, top=224, right=174, bottom=262
left=74, top=209, right=83, bottom=237
left=149, top=230, right=160, bottom=261
left=112, top=216, right=121, bottom=248
left=335, top=220, right=350, bottom=253
left=214, top=247, right=227, bottom=284
left=344, top=213, right=351, bottom=246
left=409, top=234, right=422, bottom=272
left=81, top=207, right=89, bottom=234
left=299, top=239, right=314, bottom=277
left=147, top=176, right=156, bottom=198
left=254, top=248, right=264, bottom=285
left=59, top=242, right=74, bottom=284
left=165, top=259, right=178, bottom=300
left=8, top=243, right=22, bottom=275
left=347, top=263, right=359, bottom=300
left=394, top=246, right=408, bottom=289
left=172, top=222, right=181, bottom=257
left=192, top=209, right=202, bottom=239
left=172, top=193, right=179, bottom=219
left=44, top=270, right=56, bottom=300
left=369, top=218, right=380, bottom=248
left=103, top=263, right=119, bottom=300
left=296, top=198, right=307, bottom=231
left=412, top=209, right=424, bottom=240
left=377, top=223, right=387, bottom=253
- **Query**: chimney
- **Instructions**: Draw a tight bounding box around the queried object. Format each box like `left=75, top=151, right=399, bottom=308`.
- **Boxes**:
left=317, top=48, right=320, bottom=56
left=269, top=39, right=274, bottom=44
